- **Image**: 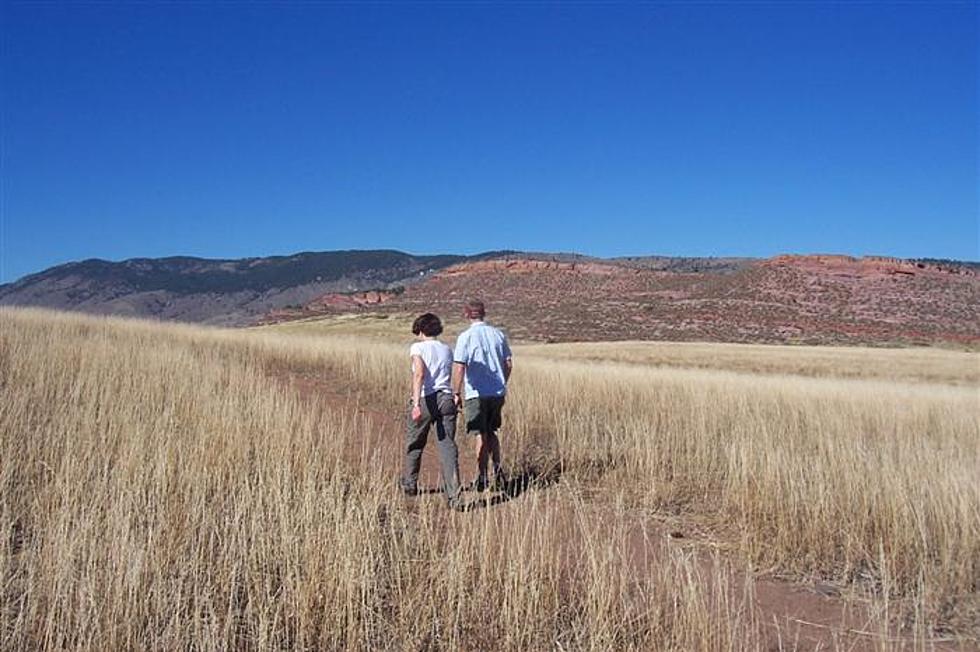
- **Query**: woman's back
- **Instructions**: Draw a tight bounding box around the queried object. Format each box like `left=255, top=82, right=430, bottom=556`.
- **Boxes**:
left=409, top=339, right=453, bottom=395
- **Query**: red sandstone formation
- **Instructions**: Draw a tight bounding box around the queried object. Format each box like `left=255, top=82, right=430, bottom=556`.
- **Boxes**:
left=259, top=289, right=400, bottom=324
left=260, top=255, right=980, bottom=346
left=440, top=259, right=626, bottom=276
left=766, top=254, right=977, bottom=278
left=306, top=289, right=398, bottom=309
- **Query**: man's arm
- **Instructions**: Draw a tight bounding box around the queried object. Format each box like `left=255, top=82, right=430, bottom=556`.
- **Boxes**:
left=452, top=362, right=466, bottom=406
left=501, top=334, right=513, bottom=383
left=452, top=332, right=469, bottom=406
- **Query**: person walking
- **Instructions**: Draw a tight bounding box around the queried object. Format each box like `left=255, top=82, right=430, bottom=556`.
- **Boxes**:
left=401, top=313, right=462, bottom=510
left=451, top=299, right=513, bottom=492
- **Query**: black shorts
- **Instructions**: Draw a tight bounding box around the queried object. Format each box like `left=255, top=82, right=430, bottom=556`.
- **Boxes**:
left=463, top=396, right=505, bottom=436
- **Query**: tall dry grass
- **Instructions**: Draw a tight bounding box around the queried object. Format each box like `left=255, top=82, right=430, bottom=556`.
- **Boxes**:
left=517, top=339, right=980, bottom=386
left=1, top=308, right=763, bottom=650
left=262, top=313, right=980, bottom=636
left=511, top=360, right=979, bottom=620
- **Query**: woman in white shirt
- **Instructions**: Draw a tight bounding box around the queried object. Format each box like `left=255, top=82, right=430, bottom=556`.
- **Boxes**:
left=400, top=313, right=462, bottom=510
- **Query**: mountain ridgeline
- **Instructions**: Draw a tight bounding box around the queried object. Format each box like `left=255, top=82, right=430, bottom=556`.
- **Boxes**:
left=2, top=249, right=978, bottom=346
left=0, top=250, right=504, bottom=326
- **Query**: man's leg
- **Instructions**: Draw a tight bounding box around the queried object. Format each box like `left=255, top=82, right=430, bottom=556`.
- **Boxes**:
left=402, top=400, right=432, bottom=493
left=476, top=434, right=491, bottom=488
left=465, top=397, right=490, bottom=490
left=432, top=393, right=462, bottom=507
left=488, top=433, right=503, bottom=474
left=489, top=397, right=507, bottom=485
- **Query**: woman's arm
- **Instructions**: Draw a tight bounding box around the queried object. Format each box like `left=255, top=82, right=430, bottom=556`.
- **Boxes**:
left=411, top=354, right=426, bottom=421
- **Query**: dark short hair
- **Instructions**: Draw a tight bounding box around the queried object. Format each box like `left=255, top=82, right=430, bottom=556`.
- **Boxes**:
left=412, top=313, right=443, bottom=337
left=464, top=299, right=485, bottom=319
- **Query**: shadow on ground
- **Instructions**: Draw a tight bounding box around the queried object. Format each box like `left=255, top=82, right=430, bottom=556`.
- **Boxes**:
left=459, top=461, right=563, bottom=511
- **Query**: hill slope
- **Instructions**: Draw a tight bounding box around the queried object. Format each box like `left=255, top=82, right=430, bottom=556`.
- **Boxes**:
left=0, top=250, right=480, bottom=325
left=4, top=250, right=977, bottom=345
left=269, top=255, right=980, bottom=346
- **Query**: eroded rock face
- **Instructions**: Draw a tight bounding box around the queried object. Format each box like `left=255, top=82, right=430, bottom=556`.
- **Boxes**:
left=307, top=290, right=400, bottom=309
left=348, top=255, right=980, bottom=346
left=259, top=289, right=403, bottom=324
left=766, top=254, right=977, bottom=278
left=441, top=259, right=625, bottom=276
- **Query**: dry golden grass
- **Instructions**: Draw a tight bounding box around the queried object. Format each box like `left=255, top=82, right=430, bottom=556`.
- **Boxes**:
left=3, top=307, right=978, bottom=649
left=263, top=312, right=979, bottom=385
left=0, top=308, right=761, bottom=650
left=282, top=317, right=979, bottom=628
left=518, top=340, right=980, bottom=386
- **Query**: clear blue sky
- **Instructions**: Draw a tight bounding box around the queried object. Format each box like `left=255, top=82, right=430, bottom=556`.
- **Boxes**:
left=1, top=2, right=977, bottom=283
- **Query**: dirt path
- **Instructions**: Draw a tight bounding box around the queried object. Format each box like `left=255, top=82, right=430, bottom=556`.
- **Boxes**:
left=272, top=365, right=975, bottom=652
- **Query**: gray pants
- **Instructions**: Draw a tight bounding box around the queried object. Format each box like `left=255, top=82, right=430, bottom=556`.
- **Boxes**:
left=402, top=391, right=461, bottom=504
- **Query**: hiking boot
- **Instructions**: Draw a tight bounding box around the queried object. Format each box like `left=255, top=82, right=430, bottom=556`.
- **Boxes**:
left=492, top=472, right=510, bottom=492
left=466, top=477, right=489, bottom=492
left=398, top=478, right=419, bottom=496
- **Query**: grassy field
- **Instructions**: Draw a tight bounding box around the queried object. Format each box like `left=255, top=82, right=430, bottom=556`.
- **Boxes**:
left=2, top=308, right=978, bottom=650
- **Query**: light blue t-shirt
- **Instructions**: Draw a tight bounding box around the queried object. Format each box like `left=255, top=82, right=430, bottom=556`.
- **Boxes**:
left=453, top=321, right=512, bottom=400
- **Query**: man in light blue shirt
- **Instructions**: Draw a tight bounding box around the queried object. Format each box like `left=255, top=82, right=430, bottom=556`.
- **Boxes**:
left=452, top=299, right=513, bottom=491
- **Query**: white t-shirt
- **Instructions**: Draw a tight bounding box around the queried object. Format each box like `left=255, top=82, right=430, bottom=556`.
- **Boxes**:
left=409, top=339, right=453, bottom=396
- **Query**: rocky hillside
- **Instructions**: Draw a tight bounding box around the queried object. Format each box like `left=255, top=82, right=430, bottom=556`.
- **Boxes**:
left=272, top=255, right=980, bottom=346
left=5, top=250, right=977, bottom=346
left=0, top=250, right=485, bottom=325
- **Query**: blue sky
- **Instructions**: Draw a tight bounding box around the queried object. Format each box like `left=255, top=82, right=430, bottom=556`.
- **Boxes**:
left=1, top=2, right=977, bottom=283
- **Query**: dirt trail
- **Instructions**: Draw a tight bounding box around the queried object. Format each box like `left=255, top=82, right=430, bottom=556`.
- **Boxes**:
left=272, top=365, right=975, bottom=652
